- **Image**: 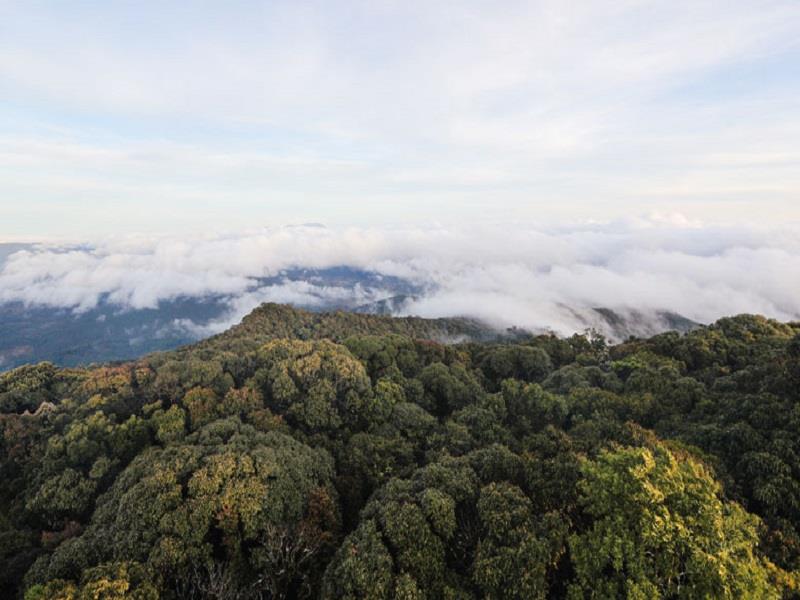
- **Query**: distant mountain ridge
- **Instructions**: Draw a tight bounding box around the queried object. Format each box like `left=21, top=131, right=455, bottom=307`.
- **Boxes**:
left=575, top=307, right=700, bottom=339
left=0, top=296, right=701, bottom=371
left=355, top=295, right=700, bottom=339
left=1, top=263, right=700, bottom=370
left=0, top=266, right=417, bottom=370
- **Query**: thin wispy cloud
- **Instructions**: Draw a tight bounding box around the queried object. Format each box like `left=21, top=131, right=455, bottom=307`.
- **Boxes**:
left=1, top=1, right=799, bottom=237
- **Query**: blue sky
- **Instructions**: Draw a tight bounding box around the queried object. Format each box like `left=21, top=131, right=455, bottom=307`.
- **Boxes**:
left=1, top=0, right=799, bottom=239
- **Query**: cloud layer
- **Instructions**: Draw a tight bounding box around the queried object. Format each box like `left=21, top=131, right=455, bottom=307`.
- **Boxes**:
left=2, top=218, right=798, bottom=338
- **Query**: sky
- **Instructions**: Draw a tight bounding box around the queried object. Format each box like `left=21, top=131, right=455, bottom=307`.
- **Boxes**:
left=1, top=0, right=799, bottom=239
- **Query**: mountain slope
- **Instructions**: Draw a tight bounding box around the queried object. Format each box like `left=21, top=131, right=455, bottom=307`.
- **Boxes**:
left=2, top=308, right=799, bottom=598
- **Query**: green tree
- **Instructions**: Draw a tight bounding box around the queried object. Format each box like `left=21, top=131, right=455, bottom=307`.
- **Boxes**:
left=568, top=444, right=780, bottom=599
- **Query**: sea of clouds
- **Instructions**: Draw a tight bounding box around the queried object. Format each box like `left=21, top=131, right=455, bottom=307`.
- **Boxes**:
left=2, top=216, right=799, bottom=338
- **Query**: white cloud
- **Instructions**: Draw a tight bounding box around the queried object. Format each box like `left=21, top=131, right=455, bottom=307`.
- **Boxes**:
left=1, top=219, right=798, bottom=339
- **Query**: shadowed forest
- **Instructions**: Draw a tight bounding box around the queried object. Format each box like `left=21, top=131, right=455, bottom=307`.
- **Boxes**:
left=2, top=304, right=800, bottom=598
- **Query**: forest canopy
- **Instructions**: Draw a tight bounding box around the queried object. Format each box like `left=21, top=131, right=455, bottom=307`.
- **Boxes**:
left=1, top=304, right=800, bottom=598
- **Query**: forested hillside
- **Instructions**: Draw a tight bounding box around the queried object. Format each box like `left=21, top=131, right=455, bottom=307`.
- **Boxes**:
left=1, top=304, right=800, bottom=598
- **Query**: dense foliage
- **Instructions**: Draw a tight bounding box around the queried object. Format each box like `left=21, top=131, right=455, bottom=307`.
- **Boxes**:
left=2, top=304, right=800, bottom=598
